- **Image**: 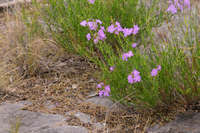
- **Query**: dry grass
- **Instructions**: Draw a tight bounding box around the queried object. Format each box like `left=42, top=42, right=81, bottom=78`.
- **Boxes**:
left=0, top=5, right=64, bottom=89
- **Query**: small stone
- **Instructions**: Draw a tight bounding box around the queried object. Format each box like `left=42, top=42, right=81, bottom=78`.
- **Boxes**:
left=85, top=96, right=114, bottom=108
left=74, top=112, right=92, bottom=123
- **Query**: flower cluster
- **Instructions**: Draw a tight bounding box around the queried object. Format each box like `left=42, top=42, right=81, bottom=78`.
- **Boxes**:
left=97, top=83, right=111, bottom=97
left=167, top=0, right=190, bottom=14
left=80, top=19, right=102, bottom=30
left=107, top=22, right=139, bottom=37
left=107, top=21, right=123, bottom=35
left=122, top=51, right=133, bottom=61
left=151, top=65, right=161, bottom=77
left=80, top=19, right=106, bottom=44
left=98, top=64, right=162, bottom=97
left=127, top=65, right=161, bottom=85
left=81, top=20, right=140, bottom=44
left=128, top=69, right=141, bottom=84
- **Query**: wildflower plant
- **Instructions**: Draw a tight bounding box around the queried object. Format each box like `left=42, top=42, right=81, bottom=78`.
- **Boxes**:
left=28, top=0, right=200, bottom=111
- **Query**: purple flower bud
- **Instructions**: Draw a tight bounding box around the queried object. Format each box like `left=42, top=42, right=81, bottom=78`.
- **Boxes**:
left=110, top=66, right=115, bottom=71
left=133, top=25, right=139, bottom=35
left=157, top=65, right=161, bottom=71
left=151, top=68, right=158, bottom=77
left=132, top=43, right=137, bottom=48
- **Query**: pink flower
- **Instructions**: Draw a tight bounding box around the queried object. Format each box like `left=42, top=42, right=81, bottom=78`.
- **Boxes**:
left=96, top=19, right=102, bottom=24
left=132, top=43, right=137, bottom=48
left=103, top=91, right=110, bottom=96
left=128, top=69, right=141, bottom=84
left=99, top=85, right=111, bottom=97
left=167, top=4, right=177, bottom=14
left=97, top=82, right=104, bottom=88
left=122, top=51, right=133, bottom=61
left=94, top=38, right=99, bottom=44
left=151, top=65, right=161, bottom=77
left=88, top=21, right=98, bottom=31
left=105, top=85, right=110, bottom=92
left=100, top=26, right=105, bottom=31
left=128, top=75, right=134, bottom=84
left=80, top=20, right=87, bottom=27
left=98, top=29, right=106, bottom=40
left=86, top=33, right=91, bottom=40
left=157, top=65, right=161, bottom=71
left=132, top=69, right=140, bottom=76
left=88, top=0, right=95, bottom=4
left=115, top=22, right=123, bottom=34
left=123, top=28, right=133, bottom=37
left=122, top=53, right=128, bottom=61
left=132, top=25, right=139, bottom=35
left=127, top=51, right=133, bottom=57
left=115, top=21, right=121, bottom=27
left=151, top=68, right=158, bottom=77
left=99, top=90, right=104, bottom=97
left=107, top=24, right=116, bottom=33
left=133, top=74, right=141, bottom=82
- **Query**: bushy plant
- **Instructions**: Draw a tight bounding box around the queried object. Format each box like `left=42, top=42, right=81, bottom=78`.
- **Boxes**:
left=28, top=0, right=200, bottom=110
left=38, top=0, right=166, bottom=60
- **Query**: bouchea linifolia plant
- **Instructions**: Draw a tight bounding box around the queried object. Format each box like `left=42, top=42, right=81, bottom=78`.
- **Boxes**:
left=26, top=0, right=200, bottom=111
